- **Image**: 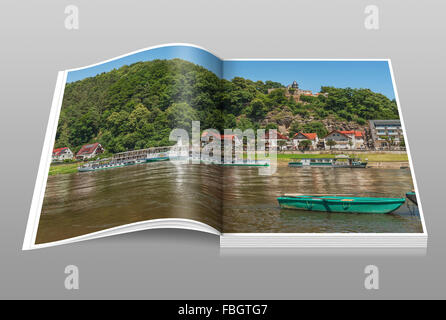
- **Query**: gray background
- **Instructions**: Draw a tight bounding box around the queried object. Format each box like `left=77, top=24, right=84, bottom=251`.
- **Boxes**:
left=0, top=0, right=444, bottom=299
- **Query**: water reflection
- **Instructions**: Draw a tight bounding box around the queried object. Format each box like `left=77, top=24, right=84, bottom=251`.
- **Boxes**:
left=223, top=166, right=422, bottom=234
left=36, top=163, right=423, bottom=244
left=36, top=162, right=222, bottom=244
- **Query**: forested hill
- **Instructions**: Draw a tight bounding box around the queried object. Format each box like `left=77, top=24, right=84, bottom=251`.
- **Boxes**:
left=56, top=58, right=399, bottom=153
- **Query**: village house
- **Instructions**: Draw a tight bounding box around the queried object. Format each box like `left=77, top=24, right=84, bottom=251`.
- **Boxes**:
left=262, top=131, right=291, bottom=151
left=323, top=130, right=365, bottom=150
left=201, top=131, right=243, bottom=160
left=268, top=81, right=328, bottom=102
left=292, top=132, right=318, bottom=150
left=76, top=143, right=104, bottom=160
left=368, top=119, right=403, bottom=150
left=201, top=132, right=242, bottom=148
left=52, top=147, right=73, bottom=162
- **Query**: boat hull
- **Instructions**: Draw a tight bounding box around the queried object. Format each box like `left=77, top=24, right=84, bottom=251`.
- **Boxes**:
left=221, top=162, right=269, bottom=167
left=406, top=192, right=418, bottom=205
left=78, top=163, right=126, bottom=172
left=277, top=196, right=405, bottom=214
left=288, top=162, right=367, bottom=168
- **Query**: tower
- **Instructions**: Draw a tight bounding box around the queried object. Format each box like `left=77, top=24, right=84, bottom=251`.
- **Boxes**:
left=291, top=80, right=299, bottom=89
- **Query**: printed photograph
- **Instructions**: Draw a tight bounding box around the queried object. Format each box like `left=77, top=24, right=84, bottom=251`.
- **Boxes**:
left=31, top=45, right=423, bottom=246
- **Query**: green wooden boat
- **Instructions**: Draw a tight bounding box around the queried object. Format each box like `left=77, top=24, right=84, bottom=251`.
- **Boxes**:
left=277, top=195, right=406, bottom=214
left=406, top=192, right=417, bottom=206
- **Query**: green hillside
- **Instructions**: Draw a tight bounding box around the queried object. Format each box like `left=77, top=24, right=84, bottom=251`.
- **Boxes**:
left=55, top=58, right=399, bottom=153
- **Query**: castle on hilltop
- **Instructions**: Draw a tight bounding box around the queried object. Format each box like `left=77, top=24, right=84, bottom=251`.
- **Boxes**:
left=268, top=81, right=328, bottom=102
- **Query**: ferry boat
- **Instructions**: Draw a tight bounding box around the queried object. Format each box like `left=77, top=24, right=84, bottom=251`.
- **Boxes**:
left=220, top=159, right=270, bottom=167
left=145, top=149, right=170, bottom=162
left=197, top=155, right=270, bottom=167
left=78, top=159, right=131, bottom=172
left=288, top=156, right=367, bottom=168
left=146, top=154, right=170, bottom=162
left=277, top=194, right=405, bottom=214
left=78, top=157, right=151, bottom=172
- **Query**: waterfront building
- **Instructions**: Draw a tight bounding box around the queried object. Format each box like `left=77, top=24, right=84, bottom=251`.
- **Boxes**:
left=292, top=132, right=318, bottom=150
left=52, top=147, right=73, bottom=161
left=323, top=130, right=365, bottom=150
left=368, top=120, right=403, bottom=150
left=76, top=143, right=104, bottom=160
left=262, top=131, right=290, bottom=151
left=201, top=132, right=242, bottom=160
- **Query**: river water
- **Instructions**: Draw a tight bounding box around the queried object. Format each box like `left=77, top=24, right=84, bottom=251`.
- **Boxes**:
left=222, top=166, right=422, bottom=234
left=36, top=162, right=423, bottom=244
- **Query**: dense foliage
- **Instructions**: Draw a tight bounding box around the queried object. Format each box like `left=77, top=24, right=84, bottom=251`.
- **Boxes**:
left=55, top=59, right=399, bottom=153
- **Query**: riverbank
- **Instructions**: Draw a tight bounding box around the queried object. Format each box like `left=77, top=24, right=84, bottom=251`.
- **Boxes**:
left=273, top=153, right=409, bottom=168
left=48, top=163, right=79, bottom=176
left=48, top=152, right=409, bottom=175
left=275, top=153, right=408, bottom=162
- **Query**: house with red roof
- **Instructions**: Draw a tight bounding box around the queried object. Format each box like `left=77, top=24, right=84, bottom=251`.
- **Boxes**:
left=200, top=131, right=243, bottom=159
left=52, top=147, right=73, bottom=162
left=261, top=130, right=291, bottom=151
left=201, top=131, right=242, bottom=147
left=323, top=130, right=365, bottom=150
left=262, top=131, right=289, bottom=141
left=292, top=132, right=319, bottom=150
left=75, top=143, right=104, bottom=160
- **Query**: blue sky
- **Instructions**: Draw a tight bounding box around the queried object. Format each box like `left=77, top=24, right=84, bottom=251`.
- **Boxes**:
left=66, top=45, right=223, bottom=82
left=223, top=60, right=395, bottom=99
left=67, top=45, right=395, bottom=99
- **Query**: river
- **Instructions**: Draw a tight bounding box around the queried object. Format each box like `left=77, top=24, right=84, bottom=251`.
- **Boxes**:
left=36, top=162, right=423, bottom=244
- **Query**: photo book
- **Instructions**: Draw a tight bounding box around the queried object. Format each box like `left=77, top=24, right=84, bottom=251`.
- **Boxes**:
left=23, top=44, right=427, bottom=250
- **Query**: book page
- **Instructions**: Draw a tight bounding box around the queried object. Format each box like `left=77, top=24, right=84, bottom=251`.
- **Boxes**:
left=220, top=59, right=425, bottom=239
left=24, top=44, right=225, bottom=249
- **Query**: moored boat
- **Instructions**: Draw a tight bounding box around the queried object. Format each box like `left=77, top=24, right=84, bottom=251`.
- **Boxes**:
left=78, top=161, right=127, bottom=172
left=145, top=157, right=169, bottom=162
left=146, top=151, right=170, bottom=162
left=277, top=194, right=405, bottom=214
left=406, top=191, right=417, bottom=206
left=288, top=157, right=367, bottom=168
left=221, top=159, right=270, bottom=167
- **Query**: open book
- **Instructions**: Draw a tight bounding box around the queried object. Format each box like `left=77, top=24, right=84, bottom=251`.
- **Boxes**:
left=23, top=43, right=427, bottom=250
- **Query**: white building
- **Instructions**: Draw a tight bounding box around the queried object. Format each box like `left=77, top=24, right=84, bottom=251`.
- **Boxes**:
left=323, top=130, right=365, bottom=150
left=76, top=143, right=104, bottom=160
left=368, top=120, right=403, bottom=149
left=52, top=147, right=73, bottom=161
left=292, top=132, right=318, bottom=150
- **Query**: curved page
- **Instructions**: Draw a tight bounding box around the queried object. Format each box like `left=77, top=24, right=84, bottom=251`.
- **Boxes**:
left=23, top=44, right=224, bottom=249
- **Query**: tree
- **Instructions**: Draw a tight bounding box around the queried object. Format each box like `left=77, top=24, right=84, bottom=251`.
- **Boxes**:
left=299, top=139, right=312, bottom=151
left=383, top=136, right=391, bottom=150
left=326, top=139, right=336, bottom=150
left=56, top=57, right=400, bottom=155
left=265, top=123, right=278, bottom=130
left=301, top=121, right=328, bottom=139
left=250, top=98, right=267, bottom=118
left=165, top=102, right=198, bottom=134
left=389, top=136, right=395, bottom=150
left=278, top=139, right=287, bottom=152
left=288, top=121, right=301, bottom=137
left=399, top=137, right=405, bottom=148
